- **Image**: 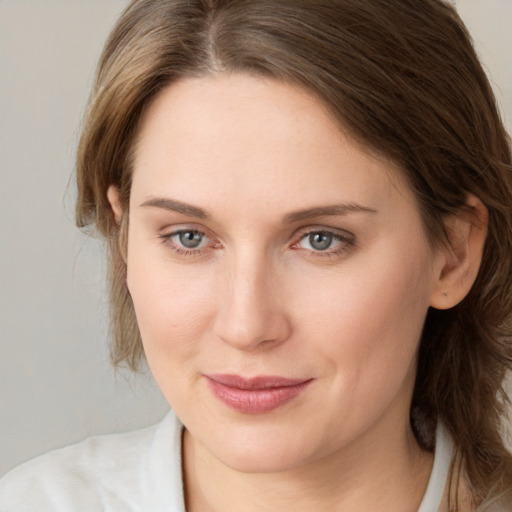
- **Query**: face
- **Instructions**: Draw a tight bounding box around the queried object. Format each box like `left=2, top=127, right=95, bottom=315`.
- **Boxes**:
left=121, top=73, right=445, bottom=473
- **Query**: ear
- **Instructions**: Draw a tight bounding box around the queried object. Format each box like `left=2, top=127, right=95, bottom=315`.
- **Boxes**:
left=430, top=194, right=488, bottom=310
left=107, top=185, right=123, bottom=224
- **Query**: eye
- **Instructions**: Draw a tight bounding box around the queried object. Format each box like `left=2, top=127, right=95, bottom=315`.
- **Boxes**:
left=299, top=231, right=344, bottom=252
left=305, top=232, right=336, bottom=251
left=291, top=228, right=355, bottom=258
left=174, top=230, right=206, bottom=249
left=159, top=228, right=217, bottom=256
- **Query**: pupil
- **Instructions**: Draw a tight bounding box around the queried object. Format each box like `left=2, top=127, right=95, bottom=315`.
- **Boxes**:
left=310, top=232, right=332, bottom=251
left=180, top=231, right=202, bottom=248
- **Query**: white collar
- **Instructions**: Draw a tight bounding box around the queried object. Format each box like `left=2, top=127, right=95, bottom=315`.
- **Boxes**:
left=144, top=412, right=453, bottom=512
left=418, top=422, right=454, bottom=512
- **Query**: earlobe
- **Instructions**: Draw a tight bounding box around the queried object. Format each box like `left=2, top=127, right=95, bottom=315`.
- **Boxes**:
left=430, top=194, right=488, bottom=310
left=107, top=185, right=123, bottom=224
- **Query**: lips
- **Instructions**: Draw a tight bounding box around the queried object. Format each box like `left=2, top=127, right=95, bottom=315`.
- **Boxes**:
left=205, top=374, right=313, bottom=414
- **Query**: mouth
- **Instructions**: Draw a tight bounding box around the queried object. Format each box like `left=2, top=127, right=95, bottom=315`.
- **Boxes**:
left=205, top=374, right=314, bottom=414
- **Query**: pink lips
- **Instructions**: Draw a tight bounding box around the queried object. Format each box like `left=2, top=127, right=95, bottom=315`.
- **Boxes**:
left=205, top=374, right=313, bottom=414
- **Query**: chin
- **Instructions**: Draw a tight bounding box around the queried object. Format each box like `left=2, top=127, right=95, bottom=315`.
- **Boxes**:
left=204, top=425, right=317, bottom=474
left=219, top=448, right=305, bottom=474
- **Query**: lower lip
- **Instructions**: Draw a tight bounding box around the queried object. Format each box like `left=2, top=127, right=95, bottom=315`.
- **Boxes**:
left=205, top=377, right=313, bottom=414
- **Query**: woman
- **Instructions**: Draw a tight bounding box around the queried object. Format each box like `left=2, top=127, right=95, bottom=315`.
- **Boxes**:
left=1, top=0, right=511, bottom=510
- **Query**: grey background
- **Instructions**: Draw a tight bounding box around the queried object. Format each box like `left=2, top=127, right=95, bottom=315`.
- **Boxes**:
left=1, top=0, right=511, bottom=477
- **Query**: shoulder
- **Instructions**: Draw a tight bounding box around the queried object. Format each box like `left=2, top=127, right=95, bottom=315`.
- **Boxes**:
left=0, top=413, right=180, bottom=512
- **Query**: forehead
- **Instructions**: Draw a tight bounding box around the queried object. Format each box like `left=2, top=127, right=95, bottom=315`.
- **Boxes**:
left=130, top=73, right=412, bottom=217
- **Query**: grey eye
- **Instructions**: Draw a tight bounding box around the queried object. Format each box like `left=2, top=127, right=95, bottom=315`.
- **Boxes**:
left=178, top=230, right=204, bottom=248
left=308, top=232, right=333, bottom=251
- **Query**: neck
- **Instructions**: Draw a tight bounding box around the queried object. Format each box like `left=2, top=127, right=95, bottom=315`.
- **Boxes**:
left=183, top=416, right=434, bottom=512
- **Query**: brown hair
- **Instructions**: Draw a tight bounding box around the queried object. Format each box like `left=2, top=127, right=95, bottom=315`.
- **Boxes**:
left=76, top=0, right=512, bottom=506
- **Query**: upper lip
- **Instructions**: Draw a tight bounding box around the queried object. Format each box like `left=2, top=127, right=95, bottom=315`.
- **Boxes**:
left=206, top=374, right=312, bottom=390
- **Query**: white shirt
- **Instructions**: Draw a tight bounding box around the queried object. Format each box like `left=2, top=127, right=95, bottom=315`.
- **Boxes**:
left=0, top=410, right=453, bottom=511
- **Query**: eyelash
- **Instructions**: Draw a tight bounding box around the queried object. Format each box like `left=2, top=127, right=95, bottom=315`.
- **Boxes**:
left=291, top=228, right=355, bottom=259
left=158, top=229, right=218, bottom=258
left=158, top=227, right=356, bottom=259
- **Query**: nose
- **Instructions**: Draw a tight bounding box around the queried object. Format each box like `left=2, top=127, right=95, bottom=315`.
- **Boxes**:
left=213, top=251, right=292, bottom=351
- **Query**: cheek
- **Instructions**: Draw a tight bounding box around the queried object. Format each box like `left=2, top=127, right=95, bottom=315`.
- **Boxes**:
left=298, top=258, right=432, bottom=441
left=296, top=243, right=434, bottom=388
left=125, top=242, right=217, bottom=363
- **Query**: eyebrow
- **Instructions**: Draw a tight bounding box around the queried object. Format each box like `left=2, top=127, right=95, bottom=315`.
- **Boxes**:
left=283, top=203, right=377, bottom=223
left=140, top=196, right=377, bottom=222
left=140, top=197, right=209, bottom=219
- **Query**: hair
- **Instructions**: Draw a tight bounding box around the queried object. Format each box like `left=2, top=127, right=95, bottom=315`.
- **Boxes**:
left=75, top=0, right=512, bottom=507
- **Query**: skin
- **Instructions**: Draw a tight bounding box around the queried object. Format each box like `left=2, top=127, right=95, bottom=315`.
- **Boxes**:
left=108, top=73, right=487, bottom=512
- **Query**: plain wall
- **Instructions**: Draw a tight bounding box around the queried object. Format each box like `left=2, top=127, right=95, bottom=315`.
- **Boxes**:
left=0, top=0, right=169, bottom=478
left=0, top=0, right=511, bottom=477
